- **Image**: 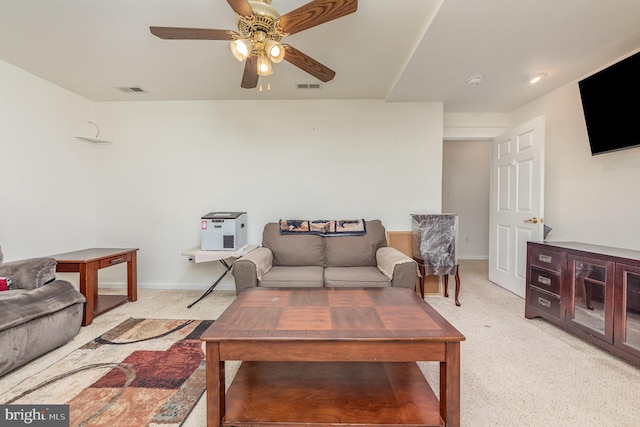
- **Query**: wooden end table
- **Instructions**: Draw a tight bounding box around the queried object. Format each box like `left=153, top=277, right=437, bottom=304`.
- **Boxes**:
left=201, top=287, right=465, bottom=427
left=51, top=248, right=138, bottom=326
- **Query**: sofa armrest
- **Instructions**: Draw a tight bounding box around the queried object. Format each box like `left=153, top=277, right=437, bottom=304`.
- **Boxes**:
left=376, top=247, right=418, bottom=289
left=232, top=247, right=273, bottom=295
left=0, top=257, right=57, bottom=290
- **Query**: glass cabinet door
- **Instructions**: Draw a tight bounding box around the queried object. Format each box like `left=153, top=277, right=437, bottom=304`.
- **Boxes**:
left=568, top=255, right=614, bottom=343
left=615, top=264, right=640, bottom=357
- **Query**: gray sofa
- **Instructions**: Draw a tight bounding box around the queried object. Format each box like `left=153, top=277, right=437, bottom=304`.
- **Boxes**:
left=0, top=246, right=86, bottom=377
left=232, top=220, right=418, bottom=294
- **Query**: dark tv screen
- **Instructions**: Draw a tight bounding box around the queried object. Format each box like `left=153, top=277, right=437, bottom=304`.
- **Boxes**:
left=578, top=51, right=640, bottom=155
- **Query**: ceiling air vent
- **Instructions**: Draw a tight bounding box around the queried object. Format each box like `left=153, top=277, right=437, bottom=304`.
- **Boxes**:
left=296, top=83, right=322, bottom=90
left=116, top=86, right=147, bottom=93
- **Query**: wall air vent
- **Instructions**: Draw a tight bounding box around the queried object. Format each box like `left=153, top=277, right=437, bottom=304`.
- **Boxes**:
left=296, top=83, right=322, bottom=90
left=116, top=86, right=147, bottom=93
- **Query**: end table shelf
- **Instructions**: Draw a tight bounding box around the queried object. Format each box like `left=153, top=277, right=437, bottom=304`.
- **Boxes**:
left=94, top=294, right=130, bottom=317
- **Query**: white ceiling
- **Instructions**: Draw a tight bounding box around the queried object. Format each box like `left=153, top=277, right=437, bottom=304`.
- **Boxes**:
left=1, top=0, right=639, bottom=113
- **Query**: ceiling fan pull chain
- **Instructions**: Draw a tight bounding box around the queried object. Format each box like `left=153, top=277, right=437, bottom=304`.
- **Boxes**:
left=258, top=76, right=272, bottom=92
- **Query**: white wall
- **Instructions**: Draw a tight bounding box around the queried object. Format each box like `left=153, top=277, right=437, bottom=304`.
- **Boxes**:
left=1, top=59, right=444, bottom=289
left=91, top=100, right=444, bottom=288
left=442, top=140, right=490, bottom=259
left=6, top=46, right=640, bottom=292
left=0, top=60, right=96, bottom=261
left=510, top=50, right=640, bottom=251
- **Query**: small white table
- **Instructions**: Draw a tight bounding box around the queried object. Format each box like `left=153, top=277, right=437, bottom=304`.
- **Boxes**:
left=181, top=244, right=258, bottom=308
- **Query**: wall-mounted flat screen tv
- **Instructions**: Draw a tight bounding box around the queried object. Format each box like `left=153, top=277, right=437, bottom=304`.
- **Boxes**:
left=578, top=51, right=640, bottom=155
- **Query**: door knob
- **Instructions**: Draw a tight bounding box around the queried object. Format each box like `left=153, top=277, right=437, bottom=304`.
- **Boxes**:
left=524, top=217, right=543, bottom=224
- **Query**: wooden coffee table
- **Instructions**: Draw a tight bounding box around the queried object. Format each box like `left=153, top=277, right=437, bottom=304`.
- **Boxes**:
left=51, top=248, right=138, bottom=326
left=201, top=287, right=465, bottom=427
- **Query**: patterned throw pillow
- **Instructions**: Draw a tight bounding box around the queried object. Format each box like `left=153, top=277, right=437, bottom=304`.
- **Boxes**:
left=0, top=277, right=12, bottom=291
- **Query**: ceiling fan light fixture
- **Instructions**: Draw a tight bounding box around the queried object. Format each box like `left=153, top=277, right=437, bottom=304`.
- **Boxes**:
left=150, top=0, right=358, bottom=90
left=230, top=38, right=252, bottom=62
left=265, top=39, right=284, bottom=63
left=257, top=54, right=273, bottom=76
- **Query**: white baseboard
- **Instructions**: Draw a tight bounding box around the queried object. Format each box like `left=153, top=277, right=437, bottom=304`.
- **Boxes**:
left=99, top=278, right=236, bottom=292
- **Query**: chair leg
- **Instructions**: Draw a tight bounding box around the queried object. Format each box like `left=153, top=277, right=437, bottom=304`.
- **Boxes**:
left=443, top=274, right=449, bottom=297
left=454, top=264, right=461, bottom=307
left=418, top=263, right=425, bottom=299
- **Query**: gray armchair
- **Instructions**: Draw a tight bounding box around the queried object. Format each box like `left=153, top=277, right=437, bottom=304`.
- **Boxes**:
left=0, top=246, right=86, bottom=377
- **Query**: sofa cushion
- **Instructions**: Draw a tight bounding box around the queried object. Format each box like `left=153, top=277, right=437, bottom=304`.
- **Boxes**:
left=259, top=266, right=325, bottom=287
left=324, top=266, right=390, bottom=287
left=325, top=220, right=387, bottom=267
left=263, top=222, right=325, bottom=267
left=0, top=280, right=86, bottom=333
left=0, top=299, right=84, bottom=377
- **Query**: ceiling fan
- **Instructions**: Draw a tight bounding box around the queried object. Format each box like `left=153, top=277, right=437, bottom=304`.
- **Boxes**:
left=150, top=0, right=358, bottom=89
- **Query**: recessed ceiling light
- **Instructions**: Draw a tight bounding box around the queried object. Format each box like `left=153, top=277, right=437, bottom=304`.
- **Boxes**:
left=526, top=73, right=547, bottom=85
left=466, top=75, right=484, bottom=87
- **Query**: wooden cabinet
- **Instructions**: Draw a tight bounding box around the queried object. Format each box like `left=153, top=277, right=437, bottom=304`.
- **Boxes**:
left=526, top=241, right=640, bottom=367
left=566, top=254, right=615, bottom=344
left=526, top=244, right=565, bottom=321
left=614, top=263, right=640, bottom=360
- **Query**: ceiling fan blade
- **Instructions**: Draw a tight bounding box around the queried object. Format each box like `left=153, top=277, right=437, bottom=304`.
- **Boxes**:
left=150, top=26, right=234, bottom=40
left=279, top=0, right=358, bottom=35
left=227, top=0, right=253, bottom=17
left=283, top=45, right=336, bottom=82
left=241, top=56, right=259, bottom=89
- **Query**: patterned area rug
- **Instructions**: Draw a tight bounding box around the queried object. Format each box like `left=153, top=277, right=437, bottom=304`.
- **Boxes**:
left=3, top=318, right=214, bottom=426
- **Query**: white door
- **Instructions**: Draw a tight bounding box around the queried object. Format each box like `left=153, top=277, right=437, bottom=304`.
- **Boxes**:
left=489, top=116, right=545, bottom=298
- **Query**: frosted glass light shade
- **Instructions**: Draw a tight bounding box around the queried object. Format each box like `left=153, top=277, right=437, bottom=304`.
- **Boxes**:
left=230, top=39, right=252, bottom=62
left=265, top=40, right=285, bottom=63
left=257, top=55, right=273, bottom=76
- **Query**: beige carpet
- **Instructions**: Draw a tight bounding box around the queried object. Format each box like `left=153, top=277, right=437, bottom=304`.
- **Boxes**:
left=2, top=260, right=639, bottom=426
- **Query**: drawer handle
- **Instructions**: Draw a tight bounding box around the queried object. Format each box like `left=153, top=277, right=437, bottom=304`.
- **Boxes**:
left=537, top=297, right=551, bottom=308
left=538, top=254, right=552, bottom=263
left=110, top=257, right=125, bottom=265
left=538, top=275, right=552, bottom=286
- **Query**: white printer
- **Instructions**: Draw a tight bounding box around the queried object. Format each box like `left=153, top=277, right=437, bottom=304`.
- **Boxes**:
left=201, top=212, right=247, bottom=250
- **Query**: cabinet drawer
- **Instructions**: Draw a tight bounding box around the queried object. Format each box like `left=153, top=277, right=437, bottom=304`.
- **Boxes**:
left=530, top=246, right=563, bottom=273
left=99, top=254, right=130, bottom=268
left=528, top=288, right=562, bottom=320
left=530, top=266, right=561, bottom=296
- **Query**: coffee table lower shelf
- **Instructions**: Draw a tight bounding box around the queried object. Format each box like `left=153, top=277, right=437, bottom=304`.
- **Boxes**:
left=223, top=361, right=444, bottom=427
